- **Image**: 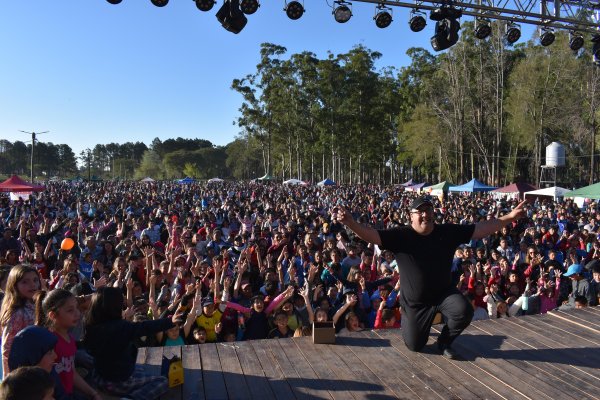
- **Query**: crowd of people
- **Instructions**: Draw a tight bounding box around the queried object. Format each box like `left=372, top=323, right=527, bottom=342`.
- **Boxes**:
left=0, top=180, right=598, bottom=399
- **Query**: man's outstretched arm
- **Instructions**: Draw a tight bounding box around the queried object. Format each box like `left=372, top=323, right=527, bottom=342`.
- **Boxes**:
left=471, top=200, right=527, bottom=240
left=337, top=207, right=382, bottom=246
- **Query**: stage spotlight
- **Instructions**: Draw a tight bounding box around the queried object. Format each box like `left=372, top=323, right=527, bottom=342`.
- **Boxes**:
left=504, top=22, right=521, bottom=44
left=540, top=28, right=555, bottom=46
left=216, top=0, right=248, bottom=34
left=151, top=0, right=169, bottom=6
left=474, top=19, right=491, bottom=39
left=285, top=1, right=304, bottom=20
left=569, top=32, right=584, bottom=51
left=333, top=2, right=352, bottom=23
left=593, top=35, right=600, bottom=66
left=196, top=0, right=216, bottom=12
left=431, top=18, right=460, bottom=52
left=374, top=6, right=392, bottom=29
left=240, top=0, right=259, bottom=14
left=106, top=0, right=122, bottom=4
left=409, top=11, right=426, bottom=32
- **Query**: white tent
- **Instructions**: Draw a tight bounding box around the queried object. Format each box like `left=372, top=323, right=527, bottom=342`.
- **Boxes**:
left=140, top=177, right=155, bottom=182
left=523, top=186, right=570, bottom=201
left=208, top=178, right=224, bottom=183
left=283, top=178, right=307, bottom=186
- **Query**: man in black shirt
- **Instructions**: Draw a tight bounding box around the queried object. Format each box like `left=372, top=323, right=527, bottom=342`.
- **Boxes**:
left=338, top=196, right=526, bottom=358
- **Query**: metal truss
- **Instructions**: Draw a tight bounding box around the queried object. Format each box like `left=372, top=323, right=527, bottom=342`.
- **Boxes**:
left=347, top=0, right=600, bottom=35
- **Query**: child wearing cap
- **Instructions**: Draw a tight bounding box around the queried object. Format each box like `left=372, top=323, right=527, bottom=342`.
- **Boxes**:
left=559, top=264, right=595, bottom=309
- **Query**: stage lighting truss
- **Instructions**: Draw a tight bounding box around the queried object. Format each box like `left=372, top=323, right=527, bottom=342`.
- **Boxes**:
left=409, top=9, right=427, bottom=31
left=343, top=0, right=600, bottom=36
left=240, top=0, right=260, bottom=14
left=374, top=5, right=393, bottom=28
left=333, top=1, right=353, bottom=23
left=285, top=0, right=305, bottom=20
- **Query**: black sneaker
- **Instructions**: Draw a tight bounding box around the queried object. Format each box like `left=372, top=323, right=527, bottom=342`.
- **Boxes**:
left=437, top=341, right=459, bottom=359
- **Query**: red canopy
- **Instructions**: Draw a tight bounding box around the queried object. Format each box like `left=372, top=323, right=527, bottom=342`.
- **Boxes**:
left=0, top=175, right=45, bottom=192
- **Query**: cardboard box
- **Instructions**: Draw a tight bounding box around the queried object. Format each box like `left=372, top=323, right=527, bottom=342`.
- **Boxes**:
left=312, top=321, right=336, bottom=344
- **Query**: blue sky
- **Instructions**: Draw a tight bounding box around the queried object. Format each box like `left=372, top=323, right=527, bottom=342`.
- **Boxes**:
left=0, top=1, right=535, bottom=157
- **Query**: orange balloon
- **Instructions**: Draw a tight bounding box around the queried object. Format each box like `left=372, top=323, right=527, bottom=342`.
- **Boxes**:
left=61, top=238, right=75, bottom=251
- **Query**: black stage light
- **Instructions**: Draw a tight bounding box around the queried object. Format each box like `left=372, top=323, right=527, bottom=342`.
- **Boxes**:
left=196, top=0, right=216, bottom=12
left=569, top=32, right=584, bottom=51
left=216, top=0, right=248, bottom=34
left=374, top=7, right=392, bottom=29
left=285, top=1, right=304, bottom=20
left=505, top=23, right=521, bottom=44
left=431, top=18, right=460, bottom=51
left=106, top=0, right=122, bottom=4
left=474, top=19, right=491, bottom=39
left=151, top=0, right=169, bottom=6
left=333, top=2, right=352, bottom=23
left=540, top=28, right=555, bottom=47
left=409, top=14, right=426, bottom=32
left=240, top=0, right=260, bottom=14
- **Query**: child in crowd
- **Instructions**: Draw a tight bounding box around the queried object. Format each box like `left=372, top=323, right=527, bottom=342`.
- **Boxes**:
left=374, top=297, right=401, bottom=329
left=84, top=287, right=180, bottom=400
left=0, top=265, right=39, bottom=378
left=35, top=289, right=99, bottom=399
left=0, top=366, right=54, bottom=400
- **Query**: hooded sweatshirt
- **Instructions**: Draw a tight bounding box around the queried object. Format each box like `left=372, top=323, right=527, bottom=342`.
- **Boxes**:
left=8, top=325, right=67, bottom=400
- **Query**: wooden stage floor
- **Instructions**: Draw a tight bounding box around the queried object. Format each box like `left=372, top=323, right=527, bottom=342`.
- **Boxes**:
left=135, top=307, right=600, bottom=400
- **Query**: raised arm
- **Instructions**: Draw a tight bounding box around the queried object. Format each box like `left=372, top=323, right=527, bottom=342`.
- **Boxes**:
left=471, top=201, right=527, bottom=240
left=337, top=208, right=382, bottom=246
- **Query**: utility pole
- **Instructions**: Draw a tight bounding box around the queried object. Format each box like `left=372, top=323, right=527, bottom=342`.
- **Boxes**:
left=20, top=130, right=49, bottom=183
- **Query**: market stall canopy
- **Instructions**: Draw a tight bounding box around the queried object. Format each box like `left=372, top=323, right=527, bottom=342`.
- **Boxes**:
left=400, top=178, right=416, bottom=187
left=177, top=177, right=194, bottom=184
left=449, top=179, right=496, bottom=193
left=140, top=177, right=155, bottom=182
left=207, top=178, right=224, bottom=183
left=317, top=179, right=336, bottom=186
left=523, top=186, right=570, bottom=201
left=405, top=182, right=429, bottom=192
left=256, top=174, right=275, bottom=181
left=0, top=175, right=45, bottom=192
left=563, top=182, right=600, bottom=199
left=491, top=182, right=537, bottom=199
left=283, top=179, right=307, bottom=186
left=423, top=181, right=454, bottom=193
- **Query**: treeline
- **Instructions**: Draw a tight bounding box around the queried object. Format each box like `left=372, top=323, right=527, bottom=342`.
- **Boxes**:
left=3, top=25, right=600, bottom=185
left=230, top=24, right=600, bottom=186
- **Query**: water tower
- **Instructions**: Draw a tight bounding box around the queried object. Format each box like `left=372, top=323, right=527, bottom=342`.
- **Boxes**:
left=539, top=142, right=565, bottom=187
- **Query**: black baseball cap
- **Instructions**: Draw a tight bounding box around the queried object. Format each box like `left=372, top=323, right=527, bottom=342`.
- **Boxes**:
left=410, top=196, right=433, bottom=211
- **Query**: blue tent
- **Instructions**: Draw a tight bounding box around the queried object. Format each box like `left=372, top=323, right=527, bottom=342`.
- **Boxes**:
left=317, top=179, right=336, bottom=186
left=177, top=177, right=195, bottom=184
left=448, top=179, right=496, bottom=193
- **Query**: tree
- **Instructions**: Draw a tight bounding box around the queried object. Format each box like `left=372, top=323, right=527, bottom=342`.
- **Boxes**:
left=134, top=150, right=164, bottom=180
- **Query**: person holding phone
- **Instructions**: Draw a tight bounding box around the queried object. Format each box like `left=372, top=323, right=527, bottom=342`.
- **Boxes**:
left=336, top=196, right=527, bottom=359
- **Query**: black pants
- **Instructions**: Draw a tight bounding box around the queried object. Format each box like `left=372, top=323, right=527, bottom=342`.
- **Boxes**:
left=401, top=288, right=473, bottom=352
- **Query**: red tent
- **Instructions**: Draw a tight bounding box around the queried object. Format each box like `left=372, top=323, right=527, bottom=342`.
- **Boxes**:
left=0, top=175, right=45, bottom=192
left=491, top=182, right=537, bottom=199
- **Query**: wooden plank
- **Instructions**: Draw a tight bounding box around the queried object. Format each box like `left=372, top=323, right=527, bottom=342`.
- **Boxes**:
left=234, top=341, right=276, bottom=400
left=533, top=314, right=600, bottom=345
left=550, top=309, right=600, bottom=329
left=270, top=338, right=333, bottom=400
left=434, top=325, right=553, bottom=400
left=162, top=346, right=183, bottom=400
left=491, top=318, right=600, bottom=396
left=470, top=319, right=596, bottom=400
left=504, top=316, right=600, bottom=376
left=375, top=328, right=503, bottom=400
left=248, top=339, right=296, bottom=400
left=181, top=345, right=205, bottom=400
left=327, top=338, right=399, bottom=399
left=576, top=306, right=600, bottom=319
left=215, top=343, right=251, bottom=400
left=291, top=337, right=358, bottom=400
left=145, top=346, right=163, bottom=377
left=200, top=343, right=229, bottom=400
left=336, top=332, right=433, bottom=400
